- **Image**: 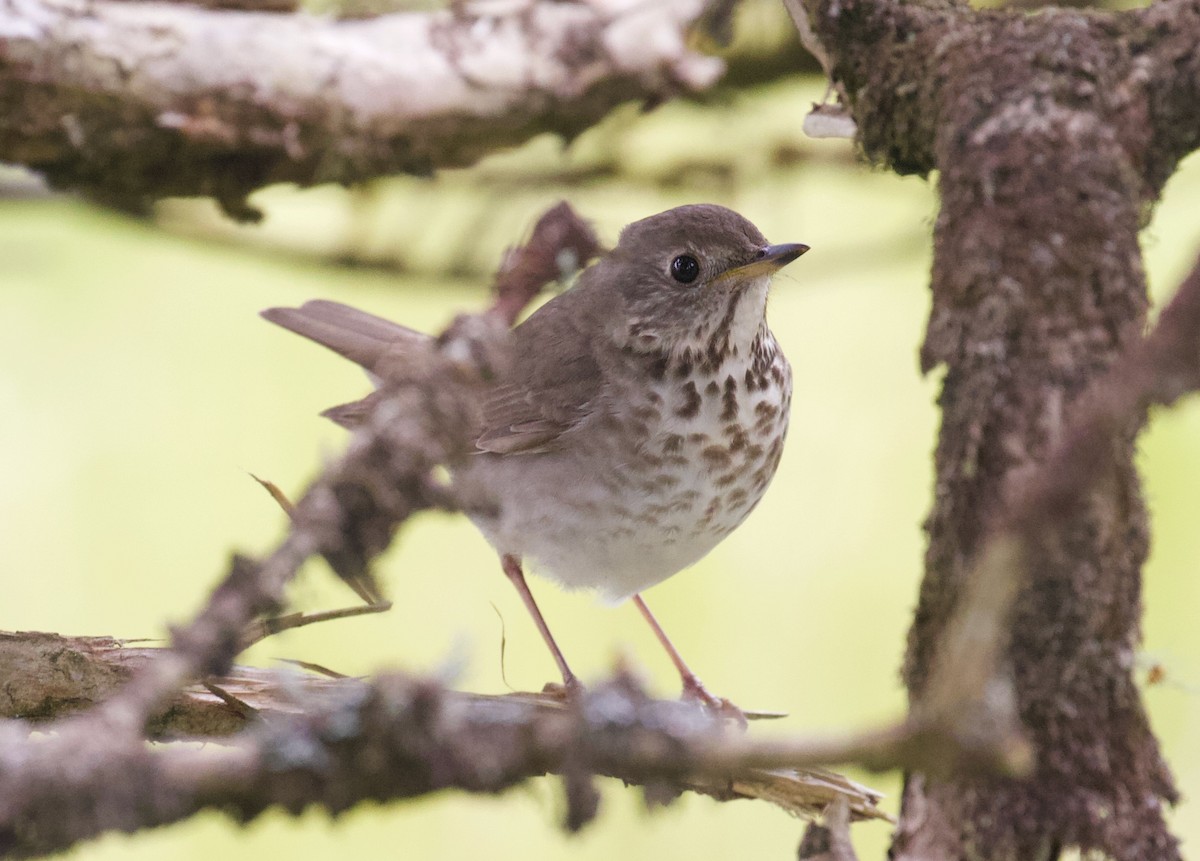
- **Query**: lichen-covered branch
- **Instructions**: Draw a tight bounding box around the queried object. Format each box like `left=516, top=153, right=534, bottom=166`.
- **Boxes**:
left=0, top=0, right=722, bottom=218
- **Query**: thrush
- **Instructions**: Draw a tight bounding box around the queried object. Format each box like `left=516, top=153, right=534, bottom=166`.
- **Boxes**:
left=263, top=204, right=807, bottom=710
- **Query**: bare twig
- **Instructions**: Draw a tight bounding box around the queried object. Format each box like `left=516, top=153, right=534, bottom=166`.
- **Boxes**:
left=238, top=602, right=393, bottom=650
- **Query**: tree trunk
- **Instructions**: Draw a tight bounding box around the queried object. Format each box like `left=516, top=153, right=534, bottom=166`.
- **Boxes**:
left=797, top=0, right=1200, bottom=855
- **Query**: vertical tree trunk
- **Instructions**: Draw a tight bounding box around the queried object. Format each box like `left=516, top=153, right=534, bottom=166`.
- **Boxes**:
left=797, top=0, right=1197, bottom=855
left=900, top=34, right=1177, bottom=856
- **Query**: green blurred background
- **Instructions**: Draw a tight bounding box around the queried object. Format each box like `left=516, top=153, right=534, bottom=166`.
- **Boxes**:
left=3, top=74, right=1198, bottom=859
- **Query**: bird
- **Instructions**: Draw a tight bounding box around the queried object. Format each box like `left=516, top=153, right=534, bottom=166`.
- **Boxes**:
left=262, top=204, right=807, bottom=712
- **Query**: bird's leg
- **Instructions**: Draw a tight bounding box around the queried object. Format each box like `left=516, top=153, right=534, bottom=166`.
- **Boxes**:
left=631, top=594, right=745, bottom=724
left=500, top=554, right=580, bottom=692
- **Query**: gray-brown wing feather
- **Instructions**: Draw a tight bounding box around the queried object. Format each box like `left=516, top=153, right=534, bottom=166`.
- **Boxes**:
left=477, top=293, right=604, bottom=455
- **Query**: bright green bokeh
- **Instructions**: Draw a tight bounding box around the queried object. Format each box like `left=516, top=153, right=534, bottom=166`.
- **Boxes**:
left=2, top=77, right=1198, bottom=859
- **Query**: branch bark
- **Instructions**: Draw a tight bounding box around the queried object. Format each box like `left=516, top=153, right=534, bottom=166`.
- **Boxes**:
left=0, top=0, right=722, bottom=218
left=0, top=632, right=892, bottom=853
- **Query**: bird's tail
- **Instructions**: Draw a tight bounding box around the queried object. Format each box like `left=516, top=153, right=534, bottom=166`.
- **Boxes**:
left=262, top=299, right=433, bottom=429
left=261, top=299, right=429, bottom=376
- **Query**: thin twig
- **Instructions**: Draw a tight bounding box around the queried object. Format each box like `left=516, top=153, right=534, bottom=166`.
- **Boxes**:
left=239, top=603, right=394, bottom=650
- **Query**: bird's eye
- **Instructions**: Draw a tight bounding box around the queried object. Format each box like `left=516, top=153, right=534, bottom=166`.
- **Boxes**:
left=670, top=255, right=700, bottom=284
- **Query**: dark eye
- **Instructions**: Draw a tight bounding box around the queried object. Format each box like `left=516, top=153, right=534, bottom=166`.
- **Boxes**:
left=670, top=254, right=700, bottom=284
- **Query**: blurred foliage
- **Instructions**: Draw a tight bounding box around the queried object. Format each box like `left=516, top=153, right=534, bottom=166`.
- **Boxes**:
left=2, top=73, right=1199, bottom=861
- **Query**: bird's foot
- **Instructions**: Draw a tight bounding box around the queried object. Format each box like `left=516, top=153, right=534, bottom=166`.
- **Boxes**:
left=540, top=674, right=584, bottom=703
left=680, top=676, right=748, bottom=730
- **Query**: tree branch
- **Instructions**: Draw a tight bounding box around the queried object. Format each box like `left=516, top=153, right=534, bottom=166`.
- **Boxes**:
left=0, top=0, right=723, bottom=218
left=0, top=631, right=896, bottom=858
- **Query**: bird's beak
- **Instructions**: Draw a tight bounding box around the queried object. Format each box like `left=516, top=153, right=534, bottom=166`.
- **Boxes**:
left=719, top=243, right=810, bottom=281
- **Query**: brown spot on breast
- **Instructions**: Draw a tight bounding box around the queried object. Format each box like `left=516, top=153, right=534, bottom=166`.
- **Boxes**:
left=702, top=445, right=733, bottom=468
left=703, top=293, right=742, bottom=370
left=728, top=488, right=749, bottom=506
left=654, top=472, right=680, bottom=489
left=726, top=425, right=749, bottom=453
left=673, top=348, right=695, bottom=379
left=675, top=381, right=702, bottom=419
left=647, top=354, right=669, bottom=381
left=687, top=431, right=710, bottom=445
left=756, top=412, right=782, bottom=436
left=705, top=379, right=720, bottom=396
left=752, top=444, right=783, bottom=483
left=755, top=401, right=779, bottom=421
left=720, top=375, right=738, bottom=421
left=715, top=471, right=740, bottom=488
left=662, top=433, right=684, bottom=454
left=701, top=343, right=724, bottom=374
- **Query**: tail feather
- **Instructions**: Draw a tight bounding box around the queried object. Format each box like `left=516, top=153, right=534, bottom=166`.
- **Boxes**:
left=261, top=300, right=428, bottom=375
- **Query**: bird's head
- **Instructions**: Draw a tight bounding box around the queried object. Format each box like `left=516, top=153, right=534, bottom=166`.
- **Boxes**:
left=595, top=204, right=808, bottom=356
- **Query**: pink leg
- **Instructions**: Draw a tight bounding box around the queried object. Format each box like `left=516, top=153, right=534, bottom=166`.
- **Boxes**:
left=501, top=554, right=578, bottom=689
left=632, top=594, right=744, bottom=722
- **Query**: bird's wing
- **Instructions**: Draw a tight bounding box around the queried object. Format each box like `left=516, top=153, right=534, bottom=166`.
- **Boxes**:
left=264, top=297, right=605, bottom=450
left=476, top=294, right=604, bottom=456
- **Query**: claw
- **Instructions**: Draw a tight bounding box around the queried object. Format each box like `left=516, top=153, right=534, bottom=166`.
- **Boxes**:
left=681, top=676, right=748, bottom=729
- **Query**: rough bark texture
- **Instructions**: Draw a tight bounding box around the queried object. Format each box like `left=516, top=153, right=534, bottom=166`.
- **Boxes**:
left=797, top=0, right=1200, bottom=856
left=0, top=0, right=720, bottom=218
left=0, top=633, right=891, bottom=857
